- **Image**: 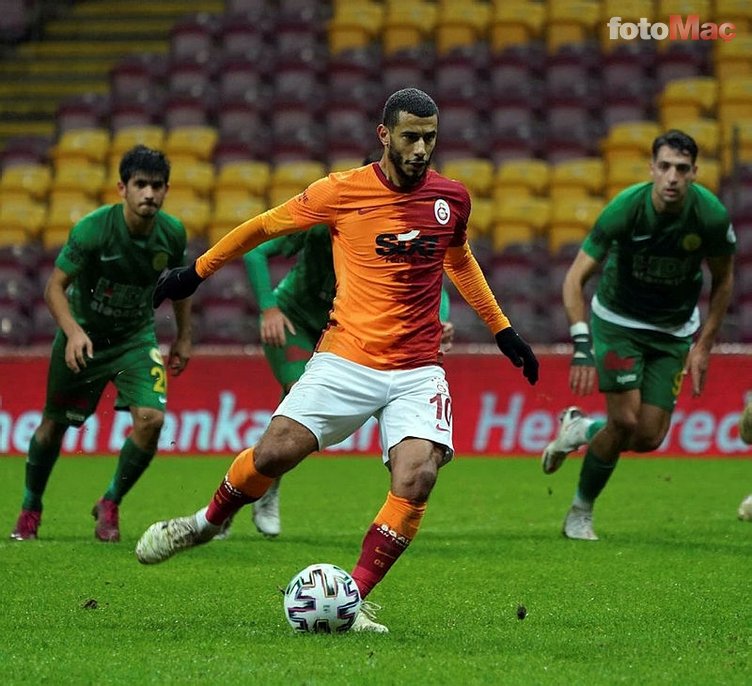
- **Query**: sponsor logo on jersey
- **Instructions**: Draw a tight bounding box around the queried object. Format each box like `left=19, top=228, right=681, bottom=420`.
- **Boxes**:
left=604, top=351, right=636, bottom=371
left=616, top=373, right=638, bottom=384
left=681, top=233, right=702, bottom=251
left=152, top=253, right=169, bottom=271
left=374, top=230, right=440, bottom=262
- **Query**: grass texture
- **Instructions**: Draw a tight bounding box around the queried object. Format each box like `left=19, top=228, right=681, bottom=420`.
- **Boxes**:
left=0, top=455, right=750, bottom=685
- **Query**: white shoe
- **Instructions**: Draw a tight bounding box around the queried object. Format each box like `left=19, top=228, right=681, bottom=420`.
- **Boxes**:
left=252, top=478, right=281, bottom=538
left=135, top=513, right=213, bottom=564
left=737, top=494, right=752, bottom=521
left=542, top=407, right=588, bottom=475
left=740, top=403, right=752, bottom=445
left=351, top=600, right=389, bottom=633
left=562, top=505, right=599, bottom=541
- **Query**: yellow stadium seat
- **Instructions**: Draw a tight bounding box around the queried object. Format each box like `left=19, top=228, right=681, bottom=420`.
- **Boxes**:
left=164, top=125, right=218, bottom=162
left=216, top=160, right=271, bottom=196
left=490, top=1, right=545, bottom=51
left=713, top=0, right=752, bottom=33
left=598, top=0, right=656, bottom=50
left=546, top=0, right=601, bottom=55
left=328, top=157, right=365, bottom=174
left=713, top=35, right=752, bottom=80
left=549, top=196, right=604, bottom=232
left=208, top=195, right=268, bottom=244
left=657, top=0, right=711, bottom=26
left=441, top=158, right=494, bottom=197
left=109, top=125, right=166, bottom=164
left=382, top=2, right=437, bottom=56
left=43, top=195, right=98, bottom=243
left=467, top=196, right=494, bottom=237
left=697, top=158, right=721, bottom=193
left=52, top=128, right=110, bottom=165
left=162, top=190, right=210, bottom=238
left=493, top=159, right=550, bottom=200
left=717, top=76, right=752, bottom=130
left=0, top=227, right=35, bottom=248
left=327, top=1, right=384, bottom=54
left=668, top=119, right=720, bottom=159
left=550, top=158, right=605, bottom=199
left=268, top=161, right=327, bottom=207
left=0, top=195, right=46, bottom=236
left=0, top=163, right=52, bottom=200
left=491, top=222, right=538, bottom=254
left=606, top=158, right=650, bottom=198
left=52, top=162, right=106, bottom=199
left=659, top=77, right=718, bottom=127
left=168, top=160, right=215, bottom=198
left=721, top=118, right=752, bottom=175
left=601, top=121, right=662, bottom=165
left=493, top=196, right=550, bottom=249
left=435, top=1, right=490, bottom=56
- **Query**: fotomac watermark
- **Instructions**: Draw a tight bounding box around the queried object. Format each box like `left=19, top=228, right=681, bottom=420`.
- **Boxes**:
left=607, top=15, right=736, bottom=42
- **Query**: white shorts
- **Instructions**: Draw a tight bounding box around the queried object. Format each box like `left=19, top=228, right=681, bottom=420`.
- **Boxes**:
left=273, top=352, right=454, bottom=464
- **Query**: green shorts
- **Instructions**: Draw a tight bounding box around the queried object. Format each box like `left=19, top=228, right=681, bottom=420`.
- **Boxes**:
left=262, top=319, right=320, bottom=391
left=44, top=331, right=167, bottom=427
left=591, top=313, right=691, bottom=412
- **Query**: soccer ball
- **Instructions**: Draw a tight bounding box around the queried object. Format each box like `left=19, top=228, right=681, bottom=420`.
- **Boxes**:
left=283, top=563, right=361, bottom=633
left=737, top=494, right=752, bottom=522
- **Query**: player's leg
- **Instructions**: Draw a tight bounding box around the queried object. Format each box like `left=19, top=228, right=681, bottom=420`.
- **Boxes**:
left=11, top=333, right=107, bottom=540
left=95, top=344, right=167, bottom=542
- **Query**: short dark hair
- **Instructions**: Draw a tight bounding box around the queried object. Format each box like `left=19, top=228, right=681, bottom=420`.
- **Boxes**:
left=119, top=145, right=171, bottom=184
left=381, top=88, right=438, bottom=129
left=652, top=130, right=698, bottom=164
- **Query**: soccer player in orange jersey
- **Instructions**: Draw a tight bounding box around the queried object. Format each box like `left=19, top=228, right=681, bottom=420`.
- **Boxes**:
left=135, top=89, right=539, bottom=632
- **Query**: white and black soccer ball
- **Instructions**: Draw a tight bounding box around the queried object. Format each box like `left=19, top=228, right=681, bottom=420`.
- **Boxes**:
left=283, top=563, right=361, bottom=633
left=737, top=494, right=752, bottom=522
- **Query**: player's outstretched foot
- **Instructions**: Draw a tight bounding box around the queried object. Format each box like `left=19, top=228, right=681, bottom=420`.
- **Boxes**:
left=10, top=509, right=41, bottom=541
left=542, top=406, right=587, bottom=475
left=740, top=402, right=752, bottom=444
left=737, top=494, right=752, bottom=522
left=135, top=513, right=214, bottom=564
left=92, top=498, right=120, bottom=542
left=562, top=505, right=599, bottom=541
left=213, top=512, right=234, bottom=540
left=351, top=601, right=389, bottom=633
left=252, top=478, right=281, bottom=538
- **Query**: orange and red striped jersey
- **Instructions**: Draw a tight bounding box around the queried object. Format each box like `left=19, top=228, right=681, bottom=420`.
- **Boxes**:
left=197, top=162, right=509, bottom=369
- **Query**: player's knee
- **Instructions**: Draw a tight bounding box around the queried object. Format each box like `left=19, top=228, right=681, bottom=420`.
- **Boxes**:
left=630, top=431, right=665, bottom=453
left=132, top=409, right=164, bottom=438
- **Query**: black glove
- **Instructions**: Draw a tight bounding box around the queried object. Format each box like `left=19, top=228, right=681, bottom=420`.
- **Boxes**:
left=153, top=261, right=204, bottom=308
left=495, top=327, right=539, bottom=385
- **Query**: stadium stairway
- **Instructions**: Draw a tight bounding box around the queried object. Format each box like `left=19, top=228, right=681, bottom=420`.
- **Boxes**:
left=0, top=0, right=223, bottom=149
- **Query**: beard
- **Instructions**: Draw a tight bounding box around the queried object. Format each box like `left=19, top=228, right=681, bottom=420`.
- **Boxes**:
left=387, top=145, right=430, bottom=188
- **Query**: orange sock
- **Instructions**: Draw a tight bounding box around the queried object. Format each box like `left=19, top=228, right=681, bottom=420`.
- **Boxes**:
left=351, top=491, right=427, bottom=599
left=205, top=448, right=274, bottom=525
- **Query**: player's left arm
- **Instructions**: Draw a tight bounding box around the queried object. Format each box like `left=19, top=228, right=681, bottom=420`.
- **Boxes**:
left=444, top=243, right=538, bottom=384
left=168, top=296, right=192, bottom=376
left=685, top=253, right=734, bottom=396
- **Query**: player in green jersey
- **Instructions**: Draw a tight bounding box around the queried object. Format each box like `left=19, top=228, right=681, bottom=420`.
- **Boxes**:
left=216, top=221, right=454, bottom=538
left=540, top=129, right=736, bottom=540
left=10, top=145, right=193, bottom=543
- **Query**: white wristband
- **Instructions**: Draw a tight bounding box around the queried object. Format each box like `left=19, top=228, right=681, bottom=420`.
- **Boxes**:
left=570, top=322, right=589, bottom=338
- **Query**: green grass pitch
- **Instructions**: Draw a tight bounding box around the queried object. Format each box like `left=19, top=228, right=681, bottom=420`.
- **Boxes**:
left=1, top=455, right=750, bottom=685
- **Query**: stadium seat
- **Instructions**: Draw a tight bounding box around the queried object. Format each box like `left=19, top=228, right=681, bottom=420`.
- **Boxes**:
left=434, top=55, right=482, bottom=104
left=166, top=57, right=215, bottom=98
left=0, top=162, right=51, bottom=200
left=109, top=57, right=156, bottom=101
left=217, top=58, right=263, bottom=102
left=0, top=194, right=46, bottom=239
left=714, top=34, right=752, bottom=79
left=697, top=158, right=721, bottom=193
left=268, top=161, right=326, bottom=207
left=168, top=160, right=215, bottom=198
left=0, top=135, right=51, bottom=168
left=109, top=125, right=165, bottom=163
left=489, top=0, right=545, bottom=52
left=161, top=190, right=211, bottom=238
left=720, top=119, right=752, bottom=176
left=327, top=1, right=384, bottom=55
left=493, top=159, right=550, bottom=200
left=668, top=119, right=720, bottom=159
left=164, top=125, right=218, bottom=162
left=492, top=196, right=550, bottom=252
left=55, top=94, right=106, bottom=133
left=598, top=0, right=656, bottom=50
left=51, top=162, right=106, bottom=199
left=52, top=128, right=110, bottom=166
left=42, top=196, right=98, bottom=248
left=273, top=63, right=324, bottom=108
left=717, top=77, right=752, bottom=130
left=601, top=121, right=661, bottom=165
left=545, top=0, right=601, bottom=55
left=659, top=77, right=718, bottom=127
left=381, top=2, right=437, bottom=56
left=215, top=160, right=271, bottom=195
left=208, top=195, right=267, bottom=244
left=605, top=158, right=650, bottom=198
left=440, top=158, right=494, bottom=197
left=549, top=157, right=605, bottom=199
left=714, top=0, right=752, bottom=34
left=434, top=1, right=490, bottom=57
left=548, top=196, right=604, bottom=239
left=467, top=196, right=494, bottom=238
left=163, top=94, right=210, bottom=129
left=169, top=14, right=217, bottom=62
left=654, top=42, right=708, bottom=89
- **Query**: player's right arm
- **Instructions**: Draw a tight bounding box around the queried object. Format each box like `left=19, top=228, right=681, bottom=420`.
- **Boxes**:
left=45, top=267, right=93, bottom=373
left=243, top=236, right=300, bottom=347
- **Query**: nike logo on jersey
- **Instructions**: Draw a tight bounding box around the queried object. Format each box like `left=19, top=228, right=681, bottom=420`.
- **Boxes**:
left=374, top=546, right=398, bottom=560
left=100, top=254, right=122, bottom=262
left=631, top=235, right=651, bottom=242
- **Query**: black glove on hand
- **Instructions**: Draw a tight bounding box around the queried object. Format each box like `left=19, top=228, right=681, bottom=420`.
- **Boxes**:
left=153, top=261, right=204, bottom=308
left=495, top=327, right=539, bottom=385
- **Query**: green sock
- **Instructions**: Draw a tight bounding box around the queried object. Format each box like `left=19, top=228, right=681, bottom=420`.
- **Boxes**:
left=22, top=435, right=61, bottom=511
left=585, top=419, right=606, bottom=442
left=575, top=447, right=618, bottom=507
left=103, top=437, right=155, bottom=504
